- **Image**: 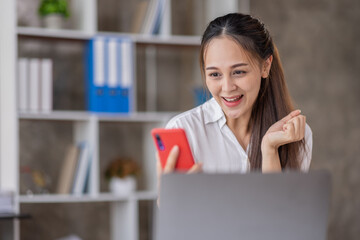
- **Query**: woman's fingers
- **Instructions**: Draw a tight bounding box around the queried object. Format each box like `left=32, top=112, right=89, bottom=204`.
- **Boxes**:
left=156, top=152, right=162, bottom=174
left=156, top=152, right=162, bottom=188
left=187, top=163, right=203, bottom=174
left=285, top=115, right=306, bottom=141
left=156, top=151, right=162, bottom=207
left=283, top=121, right=295, bottom=141
left=281, top=109, right=301, bottom=123
left=163, top=145, right=179, bottom=174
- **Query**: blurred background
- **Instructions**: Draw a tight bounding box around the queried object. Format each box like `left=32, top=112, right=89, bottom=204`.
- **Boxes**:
left=13, top=0, right=360, bottom=239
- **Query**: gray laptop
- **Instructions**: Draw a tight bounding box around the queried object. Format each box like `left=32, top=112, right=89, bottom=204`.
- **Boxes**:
left=155, top=171, right=331, bottom=240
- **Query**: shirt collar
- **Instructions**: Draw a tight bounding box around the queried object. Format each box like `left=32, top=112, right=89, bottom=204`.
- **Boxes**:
left=203, top=98, right=227, bottom=128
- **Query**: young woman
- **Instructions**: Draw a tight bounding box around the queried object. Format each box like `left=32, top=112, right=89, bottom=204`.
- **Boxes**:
left=158, top=13, right=312, bottom=175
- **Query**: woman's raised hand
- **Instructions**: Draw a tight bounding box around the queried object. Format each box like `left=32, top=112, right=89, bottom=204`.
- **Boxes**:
left=261, top=110, right=306, bottom=152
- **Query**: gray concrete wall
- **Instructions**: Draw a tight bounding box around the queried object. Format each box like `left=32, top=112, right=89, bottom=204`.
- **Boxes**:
left=251, top=0, right=360, bottom=239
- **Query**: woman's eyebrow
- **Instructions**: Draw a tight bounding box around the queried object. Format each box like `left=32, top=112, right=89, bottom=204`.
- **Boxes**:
left=205, top=66, right=219, bottom=70
left=231, top=63, right=248, bottom=68
left=205, top=63, right=248, bottom=70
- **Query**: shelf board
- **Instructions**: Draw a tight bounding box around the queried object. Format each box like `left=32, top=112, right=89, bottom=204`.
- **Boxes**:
left=97, top=111, right=177, bottom=122
left=19, top=111, right=91, bottom=121
left=19, top=191, right=157, bottom=203
left=19, top=111, right=177, bottom=123
left=17, top=27, right=201, bottom=46
left=17, top=27, right=93, bottom=40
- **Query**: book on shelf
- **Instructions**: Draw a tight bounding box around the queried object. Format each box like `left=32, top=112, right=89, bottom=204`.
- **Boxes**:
left=153, top=0, right=168, bottom=34
left=18, top=58, right=29, bottom=112
left=72, top=142, right=92, bottom=195
left=57, top=143, right=93, bottom=195
left=29, top=58, right=40, bottom=112
left=40, top=58, right=53, bottom=112
left=131, top=0, right=150, bottom=33
left=56, top=145, right=80, bottom=194
left=141, top=0, right=168, bottom=34
left=17, top=58, right=53, bottom=113
left=106, top=37, right=121, bottom=113
left=86, top=36, right=134, bottom=113
left=118, top=38, right=134, bottom=113
left=86, top=37, right=107, bottom=112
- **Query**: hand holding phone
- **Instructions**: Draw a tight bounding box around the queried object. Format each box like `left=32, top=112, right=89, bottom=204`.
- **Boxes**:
left=151, top=128, right=195, bottom=171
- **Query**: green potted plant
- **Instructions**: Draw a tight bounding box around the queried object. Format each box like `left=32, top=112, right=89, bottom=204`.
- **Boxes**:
left=38, top=0, right=70, bottom=29
left=105, top=157, right=140, bottom=195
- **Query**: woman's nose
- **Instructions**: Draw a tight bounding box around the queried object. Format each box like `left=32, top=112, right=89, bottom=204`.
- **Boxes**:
left=222, top=76, right=236, bottom=92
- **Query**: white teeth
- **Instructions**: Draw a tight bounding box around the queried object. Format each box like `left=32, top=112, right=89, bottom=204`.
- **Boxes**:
left=224, top=95, right=243, bottom=102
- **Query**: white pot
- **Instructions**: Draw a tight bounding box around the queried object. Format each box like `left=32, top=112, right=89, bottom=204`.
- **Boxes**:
left=109, top=177, right=136, bottom=195
left=43, top=15, right=63, bottom=29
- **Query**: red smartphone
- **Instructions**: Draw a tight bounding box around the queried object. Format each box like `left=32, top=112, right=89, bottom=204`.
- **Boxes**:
left=151, top=128, right=195, bottom=171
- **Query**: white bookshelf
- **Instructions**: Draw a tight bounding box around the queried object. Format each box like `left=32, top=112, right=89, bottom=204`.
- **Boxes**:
left=3, top=0, right=248, bottom=239
left=7, top=1, right=184, bottom=239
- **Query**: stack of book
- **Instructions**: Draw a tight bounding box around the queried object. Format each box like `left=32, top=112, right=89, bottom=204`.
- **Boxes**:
left=17, top=58, right=53, bottom=113
left=85, top=36, right=134, bottom=113
left=56, top=143, right=93, bottom=195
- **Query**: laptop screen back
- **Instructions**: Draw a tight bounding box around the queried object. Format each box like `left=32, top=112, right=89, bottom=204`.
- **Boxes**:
left=155, top=171, right=331, bottom=240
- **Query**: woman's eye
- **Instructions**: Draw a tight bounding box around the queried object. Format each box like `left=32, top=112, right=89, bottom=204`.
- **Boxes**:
left=209, top=72, right=221, bottom=77
left=233, top=70, right=246, bottom=75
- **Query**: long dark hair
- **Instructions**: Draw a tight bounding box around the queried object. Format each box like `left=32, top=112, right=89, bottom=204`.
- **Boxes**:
left=199, top=13, right=305, bottom=170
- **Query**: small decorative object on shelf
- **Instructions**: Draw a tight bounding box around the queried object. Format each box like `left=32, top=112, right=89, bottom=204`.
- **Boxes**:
left=38, top=0, right=70, bottom=29
left=20, top=166, right=51, bottom=195
left=105, top=157, right=140, bottom=195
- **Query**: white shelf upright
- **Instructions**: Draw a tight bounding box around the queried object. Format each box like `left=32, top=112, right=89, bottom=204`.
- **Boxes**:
left=0, top=1, right=19, bottom=240
left=74, top=115, right=99, bottom=196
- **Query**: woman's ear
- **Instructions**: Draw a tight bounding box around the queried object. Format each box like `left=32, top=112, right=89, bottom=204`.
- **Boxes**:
left=261, top=55, right=273, bottom=78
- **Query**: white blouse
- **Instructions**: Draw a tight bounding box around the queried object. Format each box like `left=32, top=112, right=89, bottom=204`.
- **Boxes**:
left=166, top=98, right=312, bottom=173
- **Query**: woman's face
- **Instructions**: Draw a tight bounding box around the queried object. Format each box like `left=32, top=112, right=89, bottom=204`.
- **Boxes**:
left=204, top=36, right=270, bottom=121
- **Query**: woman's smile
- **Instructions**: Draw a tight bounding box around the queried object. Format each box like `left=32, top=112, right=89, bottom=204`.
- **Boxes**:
left=222, top=95, right=244, bottom=107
